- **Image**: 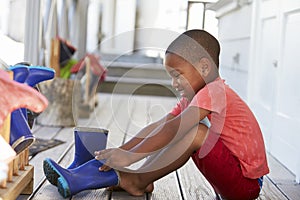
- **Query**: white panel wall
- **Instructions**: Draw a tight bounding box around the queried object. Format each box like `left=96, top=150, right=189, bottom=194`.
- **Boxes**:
left=7, top=0, right=26, bottom=42
left=248, top=0, right=300, bottom=182
left=218, top=5, right=252, bottom=40
left=270, top=8, right=300, bottom=182
left=218, top=4, right=253, bottom=100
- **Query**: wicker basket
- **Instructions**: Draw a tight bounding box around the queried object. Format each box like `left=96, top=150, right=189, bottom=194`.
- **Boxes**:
left=36, top=78, right=81, bottom=126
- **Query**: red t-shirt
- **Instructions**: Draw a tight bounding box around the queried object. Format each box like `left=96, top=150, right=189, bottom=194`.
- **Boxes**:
left=170, top=78, right=269, bottom=179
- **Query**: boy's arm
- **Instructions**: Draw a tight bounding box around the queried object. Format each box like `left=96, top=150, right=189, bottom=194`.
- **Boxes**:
left=96, top=106, right=210, bottom=169
left=119, top=113, right=176, bottom=151
left=130, top=106, right=210, bottom=155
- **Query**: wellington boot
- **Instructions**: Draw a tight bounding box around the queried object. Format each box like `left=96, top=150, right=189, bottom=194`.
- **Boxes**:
left=67, top=127, right=108, bottom=169
left=43, top=158, right=119, bottom=198
left=9, top=109, right=35, bottom=154
left=22, top=66, right=55, bottom=121
left=24, top=66, right=55, bottom=87
left=9, top=65, right=30, bottom=118
left=8, top=65, right=29, bottom=83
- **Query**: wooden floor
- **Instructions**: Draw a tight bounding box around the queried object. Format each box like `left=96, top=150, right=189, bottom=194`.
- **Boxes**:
left=17, top=94, right=299, bottom=200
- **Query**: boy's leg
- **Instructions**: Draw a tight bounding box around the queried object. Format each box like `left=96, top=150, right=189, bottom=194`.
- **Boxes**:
left=192, top=131, right=261, bottom=200
left=118, top=123, right=209, bottom=196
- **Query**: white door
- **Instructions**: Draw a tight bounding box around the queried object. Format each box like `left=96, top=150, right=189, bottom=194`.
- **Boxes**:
left=271, top=2, right=300, bottom=182
left=250, top=0, right=280, bottom=151
left=250, top=0, right=300, bottom=182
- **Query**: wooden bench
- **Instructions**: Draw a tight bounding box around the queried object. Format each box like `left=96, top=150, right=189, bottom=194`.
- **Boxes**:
left=17, top=94, right=298, bottom=200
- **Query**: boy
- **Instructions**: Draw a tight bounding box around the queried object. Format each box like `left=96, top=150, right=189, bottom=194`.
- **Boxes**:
left=44, top=30, right=269, bottom=199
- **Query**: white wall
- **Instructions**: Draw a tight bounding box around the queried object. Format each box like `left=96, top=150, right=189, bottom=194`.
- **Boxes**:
left=86, top=0, right=102, bottom=53
left=248, top=0, right=300, bottom=182
left=217, top=4, right=253, bottom=101
left=0, top=0, right=24, bottom=64
left=216, top=0, right=300, bottom=182
left=100, top=0, right=136, bottom=55
left=7, top=0, right=26, bottom=42
left=0, top=1, right=9, bottom=34
left=134, top=0, right=186, bottom=55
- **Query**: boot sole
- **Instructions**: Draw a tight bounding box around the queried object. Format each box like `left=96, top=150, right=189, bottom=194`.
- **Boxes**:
left=43, top=158, right=60, bottom=186
left=43, top=158, right=71, bottom=198
left=57, top=176, right=71, bottom=198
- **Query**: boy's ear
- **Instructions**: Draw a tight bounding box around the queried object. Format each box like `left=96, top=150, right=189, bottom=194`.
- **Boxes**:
left=198, top=58, right=211, bottom=77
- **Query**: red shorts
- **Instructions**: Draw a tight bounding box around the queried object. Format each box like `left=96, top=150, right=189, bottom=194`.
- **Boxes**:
left=192, top=131, right=261, bottom=200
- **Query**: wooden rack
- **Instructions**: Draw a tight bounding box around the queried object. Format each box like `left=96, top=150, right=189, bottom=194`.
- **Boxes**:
left=0, top=149, right=33, bottom=200
left=0, top=71, right=34, bottom=200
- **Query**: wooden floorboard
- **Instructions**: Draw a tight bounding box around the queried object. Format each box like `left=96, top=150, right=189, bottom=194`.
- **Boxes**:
left=106, top=94, right=133, bottom=148
left=177, top=159, right=216, bottom=200
left=72, top=94, right=115, bottom=199
left=30, top=94, right=114, bottom=200
left=149, top=173, right=182, bottom=200
left=17, top=94, right=299, bottom=200
left=146, top=96, right=183, bottom=200
left=30, top=126, right=63, bottom=186
left=72, top=190, right=110, bottom=200
left=30, top=147, right=75, bottom=200
left=266, top=154, right=300, bottom=200
left=76, top=93, right=110, bottom=128
left=257, top=177, right=288, bottom=200
left=110, top=95, right=148, bottom=199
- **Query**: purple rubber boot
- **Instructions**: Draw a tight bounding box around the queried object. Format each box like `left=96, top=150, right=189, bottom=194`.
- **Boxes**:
left=43, top=158, right=119, bottom=198
left=67, top=127, right=108, bottom=169
left=8, top=65, right=29, bottom=83
left=24, top=66, right=55, bottom=125
left=9, top=109, right=35, bottom=154
left=24, top=66, right=55, bottom=87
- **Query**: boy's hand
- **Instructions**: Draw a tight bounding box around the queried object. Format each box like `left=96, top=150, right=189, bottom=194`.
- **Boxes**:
left=94, top=148, right=136, bottom=171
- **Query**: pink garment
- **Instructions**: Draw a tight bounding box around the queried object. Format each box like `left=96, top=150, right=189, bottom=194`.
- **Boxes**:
left=170, top=78, right=269, bottom=179
left=70, top=54, right=107, bottom=82
left=0, top=69, right=48, bottom=126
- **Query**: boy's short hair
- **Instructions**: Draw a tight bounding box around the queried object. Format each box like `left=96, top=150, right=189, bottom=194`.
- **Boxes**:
left=166, top=29, right=220, bottom=68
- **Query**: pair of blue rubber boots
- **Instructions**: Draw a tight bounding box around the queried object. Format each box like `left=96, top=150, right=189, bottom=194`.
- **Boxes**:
left=9, top=64, right=55, bottom=154
left=43, top=127, right=119, bottom=198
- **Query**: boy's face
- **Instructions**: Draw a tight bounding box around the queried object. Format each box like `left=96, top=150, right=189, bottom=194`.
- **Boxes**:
left=165, top=53, right=206, bottom=100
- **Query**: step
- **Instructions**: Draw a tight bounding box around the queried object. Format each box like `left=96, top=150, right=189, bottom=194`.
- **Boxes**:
left=103, top=61, right=170, bottom=80
left=100, top=53, right=163, bottom=64
left=98, top=54, right=173, bottom=96
left=97, top=76, right=176, bottom=97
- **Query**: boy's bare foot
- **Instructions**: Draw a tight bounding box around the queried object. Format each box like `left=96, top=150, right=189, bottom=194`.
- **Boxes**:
left=117, top=172, right=154, bottom=196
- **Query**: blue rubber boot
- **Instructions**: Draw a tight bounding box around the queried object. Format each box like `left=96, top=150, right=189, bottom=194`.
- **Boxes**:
left=9, top=109, right=35, bottom=154
left=67, top=127, right=108, bottom=169
left=43, top=158, right=119, bottom=198
left=8, top=65, right=29, bottom=83
left=9, top=65, right=31, bottom=118
left=23, top=66, right=55, bottom=122
left=24, top=66, right=55, bottom=87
